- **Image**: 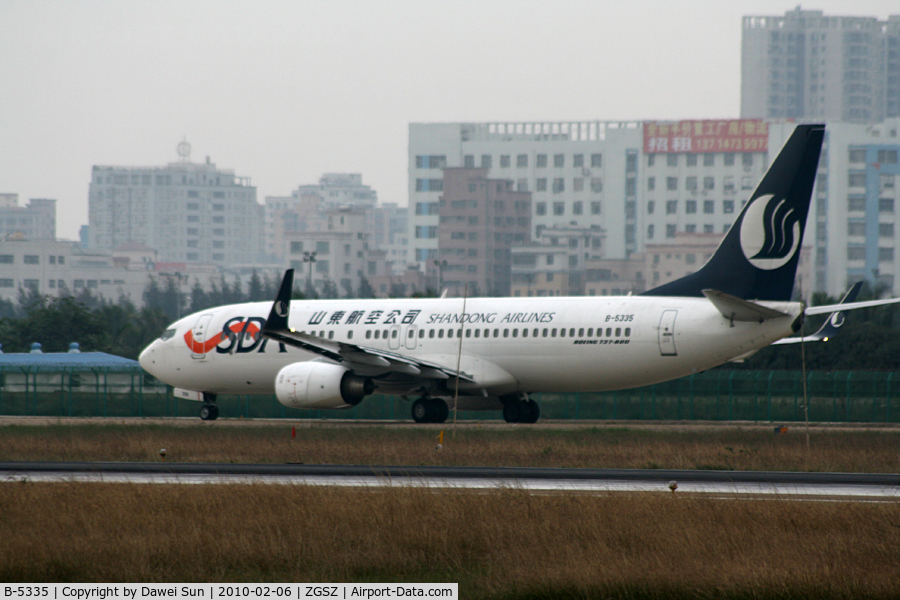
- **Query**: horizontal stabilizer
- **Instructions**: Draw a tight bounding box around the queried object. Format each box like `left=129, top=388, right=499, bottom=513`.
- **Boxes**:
left=804, top=296, right=900, bottom=315
left=702, top=289, right=790, bottom=323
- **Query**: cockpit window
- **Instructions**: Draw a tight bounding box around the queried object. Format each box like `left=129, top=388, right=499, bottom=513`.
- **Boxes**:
left=159, top=328, right=177, bottom=342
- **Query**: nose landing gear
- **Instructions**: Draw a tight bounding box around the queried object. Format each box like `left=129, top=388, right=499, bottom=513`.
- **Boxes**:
left=199, top=392, right=219, bottom=421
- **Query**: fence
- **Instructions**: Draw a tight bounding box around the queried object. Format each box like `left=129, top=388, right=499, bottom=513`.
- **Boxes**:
left=1, top=368, right=899, bottom=423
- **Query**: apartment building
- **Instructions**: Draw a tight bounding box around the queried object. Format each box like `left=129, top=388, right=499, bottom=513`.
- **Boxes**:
left=438, top=168, right=531, bottom=297
left=0, top=194, right=56, bottom=241
left=88, top=147, right=262, bottom=266
left=742, top=8, right=900, bottom=122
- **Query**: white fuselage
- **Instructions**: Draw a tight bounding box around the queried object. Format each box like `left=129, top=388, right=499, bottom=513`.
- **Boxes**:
left=139, top=295, right=801, bottom=403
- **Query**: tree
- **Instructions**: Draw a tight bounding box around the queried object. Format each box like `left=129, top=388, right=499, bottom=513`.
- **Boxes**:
left=357, top=277, right=375, bottom=299
left=0, top=296, right=106, bottom=353
left=247, top=270, right=266, bottom=302
left=188, top=278, right=209, bottom=313
left=321, top=278, right=339, bottom=299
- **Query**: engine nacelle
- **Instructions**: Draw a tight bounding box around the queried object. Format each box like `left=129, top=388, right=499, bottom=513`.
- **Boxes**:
left=274, top=362, right=374, bottom=409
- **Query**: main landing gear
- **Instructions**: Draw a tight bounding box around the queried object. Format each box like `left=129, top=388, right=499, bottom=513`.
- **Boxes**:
left=502, top=395, right=540, bottom=424
left=199, top=392, right=219, bottom=421
left=411, top=397, right=450, bottom=423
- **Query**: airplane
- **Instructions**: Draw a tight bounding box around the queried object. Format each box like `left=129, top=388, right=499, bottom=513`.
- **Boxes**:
left=138, top=123, right=900, bottom=423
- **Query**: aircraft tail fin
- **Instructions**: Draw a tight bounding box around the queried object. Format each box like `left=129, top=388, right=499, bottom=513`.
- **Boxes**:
left=263, top=268, right=294, bottom=333
left=643, top=124, right=825, bottom=301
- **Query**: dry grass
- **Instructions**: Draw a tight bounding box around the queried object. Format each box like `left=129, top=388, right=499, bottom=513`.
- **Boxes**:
left=3, top=422, right=900, bottom=597
left=1, top=483, right=900, bottom=598
left=1, top=421, right=900, bottom=473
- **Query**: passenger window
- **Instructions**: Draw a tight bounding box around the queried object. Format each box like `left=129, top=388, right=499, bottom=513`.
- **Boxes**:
left=606, top=328, right=612, bottom=337
left=383, top=330, right=388, bottom=338
left=615, top=328, right=621, bottom=337
left=580, top=328, right=586, bottom=337
left=438, top=329, right=444, bottom=339
left=542, top=329, right=548, bottom=337
left=560, top=328, right=566, bottom=338
left=493, top=329, right=499, bottom=338
left=366, top=330, right=372, bottom=339
left=466, top=329, right=471, bottom=338
left=348, top=331, right=354, bottom=340
left=374, top=330, right=380, bottom=339
left=429, top=329, right=435, bottom=338
left=328, top=331, right=334, bottom=340
left=503, top=329, right=509, bottom=338
left=419, top=330, right=425, bottom=338
left=474, top=329, right=480, bottom=338
left=484, top=329, right=490, bottom=338
left=392, top=330, right=398, bottom=339
left=551, top=329, right=557, bottom=337
left=625, top=328, right=631, bottom=337
left=534, top=328, right=539, bottom=337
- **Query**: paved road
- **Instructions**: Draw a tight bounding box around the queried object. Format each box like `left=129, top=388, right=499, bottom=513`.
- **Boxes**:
left=2, top=461, right=899, bottom=500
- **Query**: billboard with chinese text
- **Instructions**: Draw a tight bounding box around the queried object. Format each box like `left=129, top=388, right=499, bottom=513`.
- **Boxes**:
left=643, top=120, right=768, bottom=154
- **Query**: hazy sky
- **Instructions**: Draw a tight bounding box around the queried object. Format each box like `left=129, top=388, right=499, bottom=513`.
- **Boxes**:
left=1, top=0, right=896, bottom=240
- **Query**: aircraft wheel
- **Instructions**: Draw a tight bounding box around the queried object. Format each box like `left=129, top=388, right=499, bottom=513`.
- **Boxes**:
left=433, top=399, right=449, bottom=423
left=412, top=398, right=430, bottom=423
left=502, top=402, right=522, bottom=423
left=199, top=403, right=219, bottom=421
left=524, top=399, right=540, bottom=424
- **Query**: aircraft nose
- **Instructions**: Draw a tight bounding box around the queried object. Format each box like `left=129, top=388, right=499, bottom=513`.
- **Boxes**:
left=138, top=340, right=164, bottom=378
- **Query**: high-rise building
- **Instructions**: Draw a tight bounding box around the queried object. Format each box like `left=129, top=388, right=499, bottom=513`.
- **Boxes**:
left=316, top=173, right=378, bottom=208
left=88, top=143, right=262, bottom=266
left=742, top=8, right=900, bottom=122
left=411, top=118, right=900, bottom=299
left=410, top=122, right=642, bottom=274
left=438, top=168, right=531, bottom=297
left=265, top=173, right=384, bottom=264
left=0, top=194, right=56, bottom=241
left=283, top=206, right=370, bottom=297
left=811, top=119, right=900, bottom=297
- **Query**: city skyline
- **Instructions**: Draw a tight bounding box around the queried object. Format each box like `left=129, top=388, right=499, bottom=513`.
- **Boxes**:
left=1, top=0, right=896, bottom=240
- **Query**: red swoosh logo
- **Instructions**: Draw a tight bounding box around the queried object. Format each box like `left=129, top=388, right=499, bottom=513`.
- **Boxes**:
left=183, top=321, right=262, bottom=354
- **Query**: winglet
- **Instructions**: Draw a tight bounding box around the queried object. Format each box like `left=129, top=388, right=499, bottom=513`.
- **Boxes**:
left=263, top=269, right=294, bottom=333
left=811, top=281, right=862, bottom=341
left=772, top=281, right=863, bottom=345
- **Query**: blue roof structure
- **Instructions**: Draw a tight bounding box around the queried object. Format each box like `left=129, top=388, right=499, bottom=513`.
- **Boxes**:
left=0, top=351, right=141, bottom=373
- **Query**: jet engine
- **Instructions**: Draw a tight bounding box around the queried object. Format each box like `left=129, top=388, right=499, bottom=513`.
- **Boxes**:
left=274, top=362, right=374, bottom=409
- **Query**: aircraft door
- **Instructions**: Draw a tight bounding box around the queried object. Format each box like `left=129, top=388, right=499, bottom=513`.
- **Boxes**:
left=405, top=325, right=418, bottom=350
left=658, top=310, right=677, bottom=356
left=190, top=313, right=216, bottom=358
left=388, top=324, right=401, bottom=350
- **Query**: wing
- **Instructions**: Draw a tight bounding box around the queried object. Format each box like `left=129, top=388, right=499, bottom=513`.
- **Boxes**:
left=260, top=269, right=473, bottom=382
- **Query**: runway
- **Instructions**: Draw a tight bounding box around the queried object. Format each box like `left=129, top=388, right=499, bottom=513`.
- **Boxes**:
left=2, top=461, right=899, bottom=500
